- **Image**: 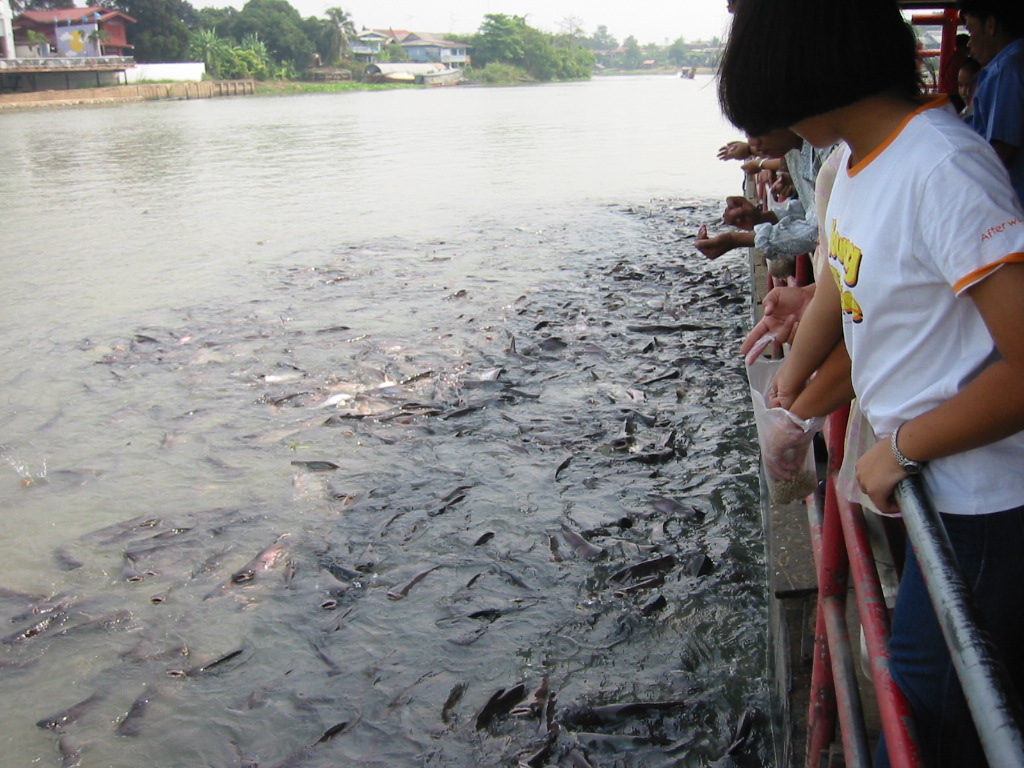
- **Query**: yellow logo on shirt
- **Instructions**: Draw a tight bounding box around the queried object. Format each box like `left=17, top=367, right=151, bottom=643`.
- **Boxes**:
left=829, top=220, right=864, bottom=323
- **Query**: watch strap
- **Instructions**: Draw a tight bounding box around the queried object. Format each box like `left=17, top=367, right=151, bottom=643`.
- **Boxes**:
left=891, top=424, right=924, bottom=475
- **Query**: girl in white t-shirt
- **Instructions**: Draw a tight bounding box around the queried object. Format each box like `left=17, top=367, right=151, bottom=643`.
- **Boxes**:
left=720, top=1, right=1024, bottom=766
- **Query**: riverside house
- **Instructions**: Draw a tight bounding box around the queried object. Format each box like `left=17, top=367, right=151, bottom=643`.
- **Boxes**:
left=354, top=29, right=471, bottom=69
left=400, top=33, right=470, bottom=68
left=13, top=6, right=135, bottom=58
left=1, top=5, right=136, bottom=91
left=350, top=30, right=392, bottom=64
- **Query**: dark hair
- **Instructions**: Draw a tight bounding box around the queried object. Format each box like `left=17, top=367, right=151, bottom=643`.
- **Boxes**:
left=718, top=0, right=922, bottom=136
left=960, top=57, right=982, bottom=74
left=957, top=1, right=1024, bottom=37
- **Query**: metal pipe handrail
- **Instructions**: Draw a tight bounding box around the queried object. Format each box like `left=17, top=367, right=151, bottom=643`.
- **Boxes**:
left=895, top=477, right=1024, bottom=768
left=803, top=417, right=873, bottom=768
left=802, top=410, right=925, bottom=768
left=835, top=492, right=923, bottom=767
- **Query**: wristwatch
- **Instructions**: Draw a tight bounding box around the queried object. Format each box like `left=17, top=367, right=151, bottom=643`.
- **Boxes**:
left=891, top=424, right=924, bottom=475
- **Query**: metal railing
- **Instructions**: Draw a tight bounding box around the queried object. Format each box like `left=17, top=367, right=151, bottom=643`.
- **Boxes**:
left=896, top=477, right=1024, bottom=768
left=804, top=408, right=922, bottom=768
left=803, top=409, right=1024, bottom=767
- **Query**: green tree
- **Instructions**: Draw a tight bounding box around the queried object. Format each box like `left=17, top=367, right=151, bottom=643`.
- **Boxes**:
left=471, top=13, right=592, bottom=82
left=225, top=0, right=315, bottom=68
left=115, top=0, right=195, bottom=62
left=195, top=6, right=237, bottom=35
left=520, top=24, right=556, bottom=81
left=189, top=27, right=229, bottom=74
left=188, top=27, right=274, bottom=79
left=666, top=38, right=688, bottom=68
left=621, top=35, right=642, bottom=69
left=382, top=41, right=408, bottom=62
left=21, top=0, right=74, bottom=9
left=301, top=16, right=333, bottom=64
left=587, top=25, right=617, bottom=51
left=239, top=32, right=272, bottom=77
left=324, top=6, right=354, bottom=58
left=473, top=13, right=525, bottom=67
left=25, top=28, right=48, bottom=54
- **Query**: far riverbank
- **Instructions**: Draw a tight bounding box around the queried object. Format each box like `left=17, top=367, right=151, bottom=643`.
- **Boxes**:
left=0, top=78, right=414, bottom=112
left=0, top=69, right=718, bottom=112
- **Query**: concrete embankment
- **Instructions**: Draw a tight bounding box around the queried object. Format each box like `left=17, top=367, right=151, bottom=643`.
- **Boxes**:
left=0, top=80, right=255, bottom=111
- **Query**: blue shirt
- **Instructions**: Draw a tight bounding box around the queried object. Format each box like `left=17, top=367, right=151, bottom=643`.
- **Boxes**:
left=970, top=38, right=1024, bottom=203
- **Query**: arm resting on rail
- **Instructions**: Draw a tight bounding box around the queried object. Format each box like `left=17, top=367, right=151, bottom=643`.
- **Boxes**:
left=857, top=263, right=1024, bottom=513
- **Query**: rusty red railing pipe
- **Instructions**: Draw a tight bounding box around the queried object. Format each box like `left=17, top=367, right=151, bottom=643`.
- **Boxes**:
left=836, top=493, right=923, bottom=768
left=802, top=409, right=927, bottom=768
left=805, top=434, right=871, bottom=768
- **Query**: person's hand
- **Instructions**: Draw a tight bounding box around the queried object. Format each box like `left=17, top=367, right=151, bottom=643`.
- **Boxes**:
left=695, top=231, right=738, bottom=260
left=763, top=285, right=812, bottom=320
left=741, top=286, right=812, bottom=364
left=741, top=158, right=763, bottom=175
left=722, top=196, right=761, bottom=230
left=855, top=438, right=907, bottom=515
left=717, top=141, right=751, bottom=161
left=767, top=364, right=805, bottom=410
left=765, top=410, right=819, bottom=480
left=771, top=171, right=795, bottom=201
left=742, top=315, right=796, bottom=366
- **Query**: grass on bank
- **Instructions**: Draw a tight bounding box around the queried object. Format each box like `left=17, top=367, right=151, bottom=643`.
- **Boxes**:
left=254, top=80, right=417, bottom=95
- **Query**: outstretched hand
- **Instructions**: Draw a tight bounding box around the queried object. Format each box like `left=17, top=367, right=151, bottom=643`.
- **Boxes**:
left=695, top=231, right=738, bottom=260
left=722, top=196, right=761, bottom=230
left=717, top=141, right=751, bottom=161
left=741, top=286, right=812, bottom=363
left=771, top=171, right=795, bottom=201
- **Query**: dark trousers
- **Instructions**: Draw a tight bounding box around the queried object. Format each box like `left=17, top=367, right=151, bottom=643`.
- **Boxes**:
left=876, top=505, right=1024, bottom=768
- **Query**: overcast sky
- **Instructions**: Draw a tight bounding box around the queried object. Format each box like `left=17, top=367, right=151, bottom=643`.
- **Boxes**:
left=267, top=0, right=734, bottom=45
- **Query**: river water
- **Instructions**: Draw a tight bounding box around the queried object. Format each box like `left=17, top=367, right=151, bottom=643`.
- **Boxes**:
left=0, top=75, right=767, bottom=768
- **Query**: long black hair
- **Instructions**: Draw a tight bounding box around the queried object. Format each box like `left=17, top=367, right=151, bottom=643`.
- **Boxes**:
left=718, top=0, right=922, bottom=136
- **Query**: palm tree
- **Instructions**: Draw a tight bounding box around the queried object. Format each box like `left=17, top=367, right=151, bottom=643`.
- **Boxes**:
left=325, top=7, right=355, bottom=59
left=87, top=27, right=109, bottom=54
left=189, top=28, right=228, bottom=77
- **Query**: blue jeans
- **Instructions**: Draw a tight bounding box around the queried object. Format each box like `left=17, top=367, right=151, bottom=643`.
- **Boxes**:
left=876, top=505, right=1024, bottom=768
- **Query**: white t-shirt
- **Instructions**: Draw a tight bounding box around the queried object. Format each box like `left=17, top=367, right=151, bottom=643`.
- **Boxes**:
left=827, top=98, right=1024, bottom=515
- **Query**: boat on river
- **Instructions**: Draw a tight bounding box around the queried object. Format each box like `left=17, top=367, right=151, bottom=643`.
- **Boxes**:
left=364, top=61, right=463, bottom=86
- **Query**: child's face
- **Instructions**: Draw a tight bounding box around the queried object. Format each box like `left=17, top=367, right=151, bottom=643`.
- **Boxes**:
left=958, top=67, right=977, bottom=105
left=748, top=129, right=801, bottom=158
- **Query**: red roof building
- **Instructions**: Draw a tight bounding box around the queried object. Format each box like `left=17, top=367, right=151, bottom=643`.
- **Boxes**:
left=14, top=6, right=135, bottom=56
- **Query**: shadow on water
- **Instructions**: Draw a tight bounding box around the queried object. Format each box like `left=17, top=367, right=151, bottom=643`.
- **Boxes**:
left=0, top=199, right=769, bottom=768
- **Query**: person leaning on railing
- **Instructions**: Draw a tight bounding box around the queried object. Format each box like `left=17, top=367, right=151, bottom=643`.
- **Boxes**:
left=698, top=129, right=825, bottom=277
left=719, top=2, right=1024, bottom=767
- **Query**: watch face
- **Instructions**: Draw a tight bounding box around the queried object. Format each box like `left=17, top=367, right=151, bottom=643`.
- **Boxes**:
left=900, top=458, right=922, bottom=474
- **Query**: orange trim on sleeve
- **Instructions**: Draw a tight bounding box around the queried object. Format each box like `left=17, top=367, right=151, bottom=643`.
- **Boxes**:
left=953, top=252, right=1024, bottom=294
left=848, top=97, right=950, bottom=178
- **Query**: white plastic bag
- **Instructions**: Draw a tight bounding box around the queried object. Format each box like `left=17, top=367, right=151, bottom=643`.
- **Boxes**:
left=835, top=399, right=886, bottom=516
left=747, top=358, right=822, bottom=504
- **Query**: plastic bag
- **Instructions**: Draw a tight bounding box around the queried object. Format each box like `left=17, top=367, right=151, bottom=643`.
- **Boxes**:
left=747, top=358, right=822, bottom=504
left=835, top=400, right=887, bottom=516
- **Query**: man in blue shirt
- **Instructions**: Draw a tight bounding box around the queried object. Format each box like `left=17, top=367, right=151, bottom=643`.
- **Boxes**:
left=959, top=1, right=1024, bottom=203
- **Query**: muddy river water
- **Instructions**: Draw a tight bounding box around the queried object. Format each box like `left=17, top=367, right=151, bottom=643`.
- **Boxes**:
left=0, top=75, right=768, bottom=767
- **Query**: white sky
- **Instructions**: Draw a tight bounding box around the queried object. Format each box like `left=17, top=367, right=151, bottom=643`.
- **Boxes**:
left=229, top=0, right=734, bottom=45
